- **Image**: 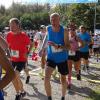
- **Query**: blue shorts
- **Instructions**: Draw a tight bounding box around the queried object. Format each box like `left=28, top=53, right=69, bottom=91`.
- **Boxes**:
left=0, top=90, right=4, bottom=100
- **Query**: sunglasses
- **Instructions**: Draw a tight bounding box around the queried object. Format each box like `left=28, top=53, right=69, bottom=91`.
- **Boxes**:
left=68, top=29, right=75, bottom=31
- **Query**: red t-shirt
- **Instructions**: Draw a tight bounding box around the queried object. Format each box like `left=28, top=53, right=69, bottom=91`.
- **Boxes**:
left=6, top=31, right=30, bottom=62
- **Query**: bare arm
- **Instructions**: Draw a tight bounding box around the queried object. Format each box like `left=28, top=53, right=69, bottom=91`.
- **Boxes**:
left=0, top=36, right=8, bottom=50
left=75, top=36, right=84, bottom=48
left=64, top=28, right=70, bottom=50
left=0, top=36, right=10, bottom=57
left=40, top=26, right=48, bottom=50
left=28, top=41, right=34, bottom=53
left=0, top=47, right=15, bottom=90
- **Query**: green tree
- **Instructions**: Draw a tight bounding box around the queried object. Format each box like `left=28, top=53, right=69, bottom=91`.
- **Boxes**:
left=0, top=5, right=5, bottom=15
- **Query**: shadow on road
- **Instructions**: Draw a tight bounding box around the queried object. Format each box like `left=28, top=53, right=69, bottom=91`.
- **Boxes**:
left=28, top=64, right=37, bottom=69
left=68, top=84, right=100, bottom=100
left=27, top=83, right=47, bottom=100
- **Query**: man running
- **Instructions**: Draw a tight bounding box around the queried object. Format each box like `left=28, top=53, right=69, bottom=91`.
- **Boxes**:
left=44, top=13, right=70, bottom=100
left=34, top=25, right=46, bottom=79
left=6, top=18, right=33, bottom=100
left=78, top=25, right=91, bottom=72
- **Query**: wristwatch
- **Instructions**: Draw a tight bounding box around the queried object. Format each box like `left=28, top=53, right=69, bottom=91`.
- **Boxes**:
left=58, top=44, right=61, bottom=48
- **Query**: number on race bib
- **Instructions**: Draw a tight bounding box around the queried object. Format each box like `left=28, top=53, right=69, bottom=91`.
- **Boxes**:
left=51, top=46, right=63, bottom=53
left=68, top=50, right=75, bottom=56
left=11, top=50, right=19, bottom=58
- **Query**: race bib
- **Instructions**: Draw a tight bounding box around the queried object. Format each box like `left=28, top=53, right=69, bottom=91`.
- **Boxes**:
left=68, top=50, right=76, bottom=56
left=0, top=66, right=1, bottom=80
left=51, top=46, right=63, bottom=53
left=11, top=50, right=19, bottom=58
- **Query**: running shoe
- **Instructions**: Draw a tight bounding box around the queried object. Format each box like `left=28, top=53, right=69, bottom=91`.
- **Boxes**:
left=61, top=96, right=65, bottom=100
left=86, top=66, right=89, bottom=70
left=39, top=72, right=44, bottom=80
left=25, top=76, right=30, bottom=84
left=21, top=91, right=26, bottom=97
left=48, top=96, right=52, bottom=100
left=15, top=94, right=22, bottom=100
left=77, top=74, right=81, bottom=80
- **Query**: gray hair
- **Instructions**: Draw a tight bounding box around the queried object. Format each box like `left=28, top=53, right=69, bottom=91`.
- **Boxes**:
left=9, top=18, right=21, bottom=28
left=50, top=13, right=60, bottom=20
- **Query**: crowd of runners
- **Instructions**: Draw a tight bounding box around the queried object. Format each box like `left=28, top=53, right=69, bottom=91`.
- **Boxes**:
left=0, top=12, right=100, bottom=100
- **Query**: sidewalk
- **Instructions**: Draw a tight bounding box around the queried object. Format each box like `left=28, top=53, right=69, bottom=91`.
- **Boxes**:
left=4, top=56, right=100, bottom=100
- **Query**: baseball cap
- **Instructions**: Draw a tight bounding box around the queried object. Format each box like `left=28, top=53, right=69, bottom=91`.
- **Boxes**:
left=40, top=25, right=46, bottom=29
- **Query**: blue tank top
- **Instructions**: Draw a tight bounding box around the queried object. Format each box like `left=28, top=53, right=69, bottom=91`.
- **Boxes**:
left=0, top=66, right=4, bottom=100
left=78, top=32, right=91, bottom=52
left=47, top=25, right=68, bottom=63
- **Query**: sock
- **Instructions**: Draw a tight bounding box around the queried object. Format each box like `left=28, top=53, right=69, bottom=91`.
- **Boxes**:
left=48, top=96, right=52, bottom=100
left=21, top=91, right=25, bottom=93
left=16, top=92, right=20, bottom=95
left=86, top=65, right=89, bottom=69
left=61, top=96, right=65, bottom=100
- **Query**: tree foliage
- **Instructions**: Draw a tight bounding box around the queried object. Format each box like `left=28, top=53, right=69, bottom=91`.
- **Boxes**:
left=0, top=3, right=50, bottom=31
left=0, top=2, right=100, bottom=32
left=52, top=3, right=100, bottom=31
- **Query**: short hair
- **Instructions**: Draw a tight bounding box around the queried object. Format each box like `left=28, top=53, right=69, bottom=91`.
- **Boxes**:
left=79, top=25, right=86, bottom=30
left=50, top=13, right=60, bottom=20
left=9, top=18, right=21, bottom=28
left=40, top=25, right=46, bottom=29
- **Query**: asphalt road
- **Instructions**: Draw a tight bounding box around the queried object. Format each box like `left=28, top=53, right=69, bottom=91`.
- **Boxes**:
left=4, top=56, right=100, bottom=100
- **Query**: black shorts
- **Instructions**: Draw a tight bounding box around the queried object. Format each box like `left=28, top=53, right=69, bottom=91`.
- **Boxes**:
left=46, top=59, right=69, bottom=75
left=68, top=51, right=80, bottom=62
left=80, top=52, right=89, bottom=60
left=93, top=48, right=99, bottom=53
left=11, top=61, right=26, bottom=72
left=89, top=44, right=93, bottom=49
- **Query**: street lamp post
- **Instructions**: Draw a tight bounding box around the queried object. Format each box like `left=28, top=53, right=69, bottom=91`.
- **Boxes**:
left=94, top=3, right=97, bottom=34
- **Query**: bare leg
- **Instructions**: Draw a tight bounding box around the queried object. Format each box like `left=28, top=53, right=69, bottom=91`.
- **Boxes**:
left=60, top=75, right=67, bottom=97
left=24, top=62, right=30, bottom=84
left=24, top=67, right=30, bottom=77
left=74, top=61, right=81, bottom=80
left=12, top=71, right=24, bottom=92
left=41, top=54, right=46, bottom=74
left=44, top=66, right=54, bottom=96
left=74, top=61, right=80, bottom=74
left=68, top=60, right=73, bottom=84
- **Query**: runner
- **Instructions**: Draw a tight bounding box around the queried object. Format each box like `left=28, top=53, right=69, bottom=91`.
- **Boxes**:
left=6, top=18, right=33, bottom=100
left=34, top=25, right=46, bottom=79
left=67, top=28, right=83, bottom=89
left=93, top=34, right=100, bottom=62
left=78, top=25, right=91, bottom=72
left=44, top=13, right=70, bottom=100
